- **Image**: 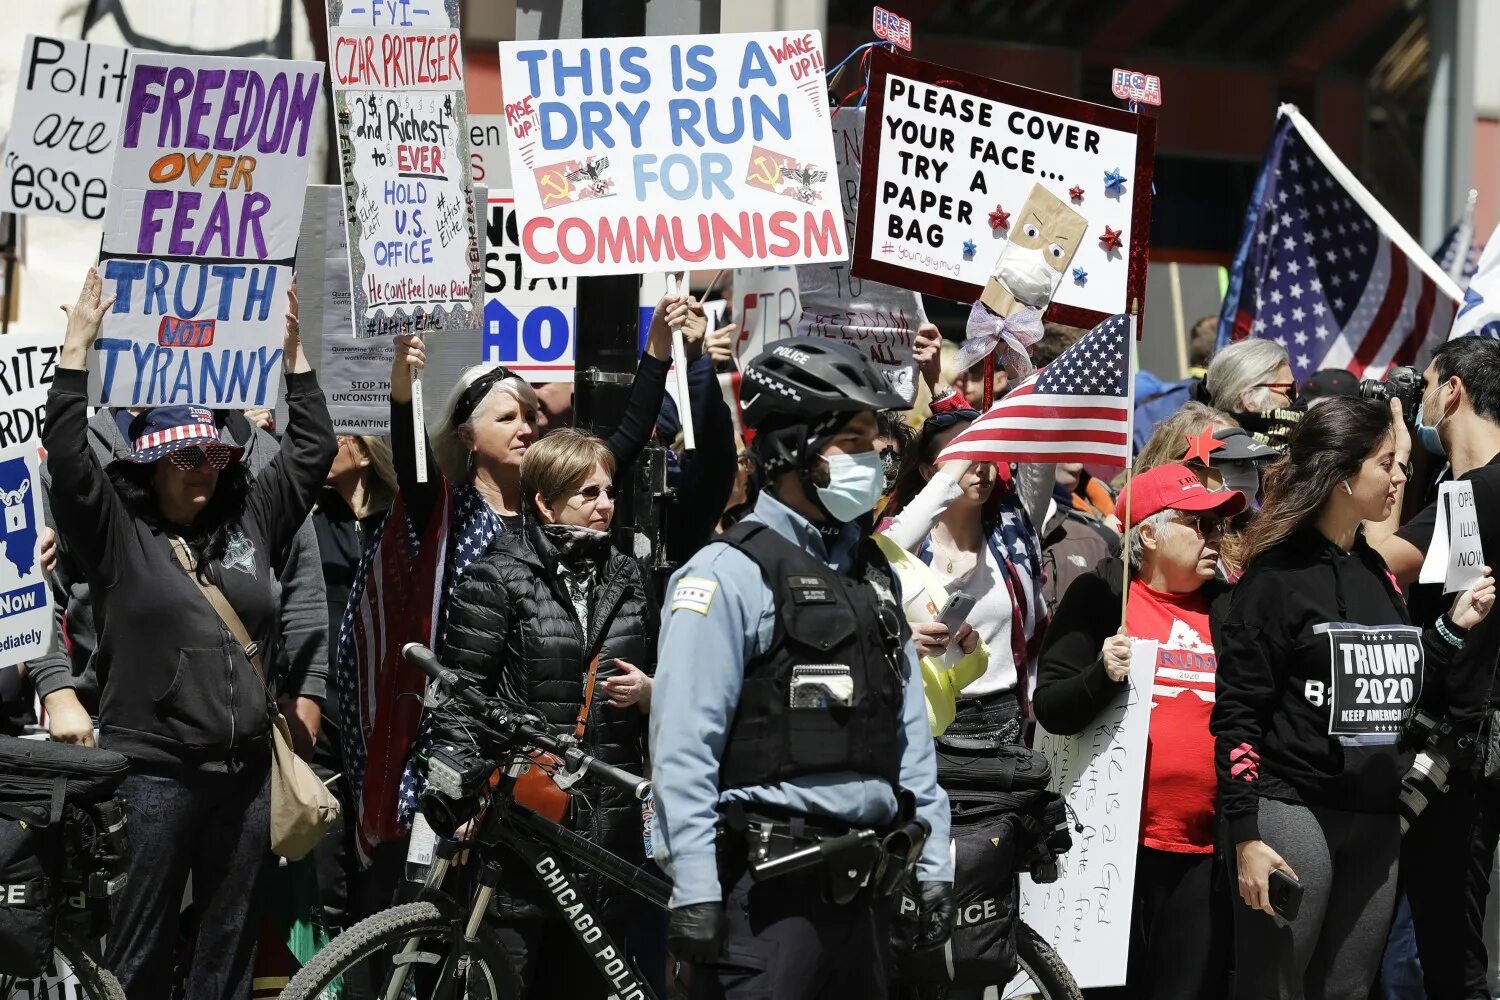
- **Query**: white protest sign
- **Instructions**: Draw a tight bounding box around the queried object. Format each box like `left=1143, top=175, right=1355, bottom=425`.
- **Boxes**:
left=733, top=265, right=801, bottom=363
left=1018, top=639, right=1157, bottom=990
left=498, top=31, right=846, bottom=277
left=299, top=186, right=393, bottom=435
left=0, top=333, right=61, bottom=663
left=468, top=114, right=512, bottom=190
left=0, top=36, right=127, bottom=221
left=328, top=0, right=481, bottom=339
left=1419, top=480, right=1485, bottom=593
left=796, top=108, right=924, bottom=403
left=95, top=52, right=321, bottom=408
left=853, top=50, right=1155, bottom=329
left=484, top=192, right=576, bottom=382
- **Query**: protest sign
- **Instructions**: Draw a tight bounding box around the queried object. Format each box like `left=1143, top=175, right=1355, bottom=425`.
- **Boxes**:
left=327, top=0, right=481, bottom=339
left=733, top=265, right=801, bottom=363
left=498, top=31, right=846, bottom=277
left=0, top=35, right=128, bottom=221
left=853, top=49, right=1156, bottom=330
left=469, top=114, right=512, bottom=189
left=299, top=186, right=392, bottom=435
left=95, top=51, right=321, bottom=408
left=484, top=193, right=577, bottom=382
left=1018, top=639, right=1157, bottom=990
left=1419, top=480, right=1485, bottom=593
left=0, top=333, right=61, bottom=663
left=796, top=109, right=924, bottom=402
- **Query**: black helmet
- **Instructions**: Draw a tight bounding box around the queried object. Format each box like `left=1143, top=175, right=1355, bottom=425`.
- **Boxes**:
left=740, top=338, right=906, bottom=430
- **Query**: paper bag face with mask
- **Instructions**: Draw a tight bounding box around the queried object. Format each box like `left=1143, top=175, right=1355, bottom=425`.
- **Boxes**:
left=981, top=184, right=1088, bottom=314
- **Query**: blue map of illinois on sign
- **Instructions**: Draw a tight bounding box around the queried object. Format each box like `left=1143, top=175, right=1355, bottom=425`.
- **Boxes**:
left=0, top=456, right=37, bottom=578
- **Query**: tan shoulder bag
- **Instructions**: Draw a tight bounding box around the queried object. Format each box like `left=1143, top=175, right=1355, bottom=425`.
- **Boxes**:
left=171, top=537, right=340, bottom=860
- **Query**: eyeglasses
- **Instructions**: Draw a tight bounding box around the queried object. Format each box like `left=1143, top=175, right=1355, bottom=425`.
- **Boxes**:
left=1173, top=512, right=1226, bottom=537
left=168, top=444, right=235, bottom=471
left=574, top=484, right=618, bottom=504
left=1255, top=382, right=1299, bottom=403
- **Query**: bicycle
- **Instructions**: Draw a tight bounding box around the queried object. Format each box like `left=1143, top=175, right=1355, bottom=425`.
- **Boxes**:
left=280, top=645, right=1080, bottom=1000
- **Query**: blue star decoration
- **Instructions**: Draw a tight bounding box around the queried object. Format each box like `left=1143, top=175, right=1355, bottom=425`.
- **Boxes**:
left=1104, top=167, right=1127, bottom=194
left=962, top=238, right=977, bottom=258
left=1459, top=285, right=1484, bottom=319
left=1072, top=266, right=1088, bottom=285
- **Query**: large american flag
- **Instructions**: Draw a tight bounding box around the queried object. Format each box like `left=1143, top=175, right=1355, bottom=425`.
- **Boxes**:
left=1219, top=106, right=1462, bottom=381
left=938, top=312, right=1132, bottom=466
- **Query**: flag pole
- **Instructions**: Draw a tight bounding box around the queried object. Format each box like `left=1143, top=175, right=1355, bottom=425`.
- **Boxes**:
left=1120, top=303, right=1140, bottom=625
left=1450, top=188, right=1479, bottom=284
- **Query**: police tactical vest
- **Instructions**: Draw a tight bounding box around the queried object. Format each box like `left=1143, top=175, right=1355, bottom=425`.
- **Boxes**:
left=715, top=520, right=907, bottom=789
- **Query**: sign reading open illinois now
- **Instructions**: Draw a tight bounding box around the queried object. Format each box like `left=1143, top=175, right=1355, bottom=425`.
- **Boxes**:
left=0, top=334, right=61, bottom=662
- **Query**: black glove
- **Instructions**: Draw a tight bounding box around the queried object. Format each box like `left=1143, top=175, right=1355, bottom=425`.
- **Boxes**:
left=914, top=881, right=957, bottom=948
left=667, top=901, right=725, bottom=964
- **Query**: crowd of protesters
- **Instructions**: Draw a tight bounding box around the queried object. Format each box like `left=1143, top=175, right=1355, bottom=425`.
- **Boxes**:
left=13, top=263, right=1500, bottom=1000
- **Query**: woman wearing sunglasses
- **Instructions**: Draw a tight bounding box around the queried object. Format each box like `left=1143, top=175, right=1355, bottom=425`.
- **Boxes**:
left=880, top=408, right=1052, bottom=746
left=433, top=428, right=656, bottom=996
left=44, top=269, right=337, bottom=999
left=1200, top=337, right=1302, bottom=452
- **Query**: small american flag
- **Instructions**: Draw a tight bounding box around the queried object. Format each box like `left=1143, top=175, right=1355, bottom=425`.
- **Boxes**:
left=1219, top=106, right=1462, bottom=381
left=938, top=312, right=1133, bottom=466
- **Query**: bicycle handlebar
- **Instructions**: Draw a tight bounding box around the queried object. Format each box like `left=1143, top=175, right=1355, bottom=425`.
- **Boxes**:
left=403, top=643, right=650, bottom=801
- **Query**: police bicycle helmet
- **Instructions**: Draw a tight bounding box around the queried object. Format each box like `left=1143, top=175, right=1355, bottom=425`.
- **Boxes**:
left=740, top=338, right=906, bottom=430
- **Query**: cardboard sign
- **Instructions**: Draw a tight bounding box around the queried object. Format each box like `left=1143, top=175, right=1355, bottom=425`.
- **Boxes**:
left=733, top=265, right=801, bottom=363
left=796, top=109, right=924, bottom=402
left=328, top=0, right=481, bottom=339
left=95, top=52, right=321, bottom=408
left=1018, top=639, right=1156, bottom=990
left=0, top=333, right=61, bottom=664
left=853, top=49, right=1156, bottom=330
left=498, top=31, right=846, bottom=277
left=1315, top=623, right=1422, bottom=741
left=1419, top=480, right=1486, bottom=593
left=1111, top=68, right=1162, bottom=106
left=0, top=36, right=128, bottom=220
left=484, top=193, right=577, bottom=382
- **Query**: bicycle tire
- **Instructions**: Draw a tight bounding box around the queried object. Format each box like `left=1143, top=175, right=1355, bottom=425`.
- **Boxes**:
left=279, top=901, right=522, bottom=1000
left=1, top=929, right=126, bottom=1000
left=1010, top=922, right=1082, bottom=1000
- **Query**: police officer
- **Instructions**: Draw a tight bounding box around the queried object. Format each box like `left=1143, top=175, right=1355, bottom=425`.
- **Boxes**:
left=649, top=338, right=955, bottom=998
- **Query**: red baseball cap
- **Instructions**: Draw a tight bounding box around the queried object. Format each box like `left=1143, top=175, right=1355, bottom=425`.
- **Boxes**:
left=1121, top=463, right=1248, bottom=523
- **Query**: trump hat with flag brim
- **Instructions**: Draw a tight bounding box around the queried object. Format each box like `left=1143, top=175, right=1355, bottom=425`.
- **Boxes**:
left=115, top=406, right=243, bottom=465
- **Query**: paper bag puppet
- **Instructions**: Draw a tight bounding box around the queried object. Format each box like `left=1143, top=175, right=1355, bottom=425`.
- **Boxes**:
left=980, top=184, right=1088, bottom=315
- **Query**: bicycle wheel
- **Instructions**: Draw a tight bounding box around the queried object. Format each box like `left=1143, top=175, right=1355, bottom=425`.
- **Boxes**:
left=1000, top=922, right=1082, bottom=1000
left=279, top=901, right=522, bottom=1000
left=0, top=928, right=125, bottom=1000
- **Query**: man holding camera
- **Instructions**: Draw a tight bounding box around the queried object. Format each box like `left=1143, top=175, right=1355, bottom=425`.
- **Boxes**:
left=1370, top=337, right=1500, bottom=999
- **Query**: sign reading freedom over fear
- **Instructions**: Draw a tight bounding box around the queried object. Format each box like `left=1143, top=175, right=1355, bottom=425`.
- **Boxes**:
left=96, top=52, right=321, bottom=408
left=328, top=0, right=481, bottom=339
left=498, top=31, right=846, bottom=277
left=853, top=49, right=1156, bottom=330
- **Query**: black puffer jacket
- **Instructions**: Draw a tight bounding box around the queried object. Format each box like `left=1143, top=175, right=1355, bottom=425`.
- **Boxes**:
left=436, top=519, right=655, bottom=919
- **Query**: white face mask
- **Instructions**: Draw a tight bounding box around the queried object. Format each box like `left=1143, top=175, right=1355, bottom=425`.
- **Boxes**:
left=993, top=243, right=1063, bottom=308
left=816, top=451, right=887, bottom=522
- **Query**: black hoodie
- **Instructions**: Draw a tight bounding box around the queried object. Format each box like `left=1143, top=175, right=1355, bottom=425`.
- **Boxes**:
left=1210, top=525, right=1466, bottom=843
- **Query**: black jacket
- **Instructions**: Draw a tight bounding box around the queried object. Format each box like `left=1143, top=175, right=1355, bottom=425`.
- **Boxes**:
left=435, top=519, right=656, bottom=918
left=1210, top=526, right=1466, bottom=843
left=1035, top=557, right=1231, bottom=735
left=42, top=368, right=337, bottom=773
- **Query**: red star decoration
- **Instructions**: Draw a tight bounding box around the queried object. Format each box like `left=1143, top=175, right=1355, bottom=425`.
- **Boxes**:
left=1099, top=225, right=1124, bottom=252
left=988, top=205, right=1010, bottom=230
left=1069, top=185, right=1084, bottom=202
left=1183, top=428, right=1225, bottom=466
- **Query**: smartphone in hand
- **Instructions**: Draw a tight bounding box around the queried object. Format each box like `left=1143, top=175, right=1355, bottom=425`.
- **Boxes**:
left=936, top=592, right=976, bottom=634
left=1268, top=869, right=1302, bottom=921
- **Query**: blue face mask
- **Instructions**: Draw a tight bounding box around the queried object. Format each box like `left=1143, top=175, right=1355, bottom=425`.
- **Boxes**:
left=816, top=450, right=887, bottom=522
left=1415, top=397, right=1446, bottom=457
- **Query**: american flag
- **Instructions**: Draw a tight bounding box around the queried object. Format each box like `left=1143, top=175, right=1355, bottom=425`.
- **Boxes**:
left=334, top=488, right=450, bottom=866
left=938, top=312, right=1132, bottom=466
left=1218, top=106, right=1462, bottom=381
left=1434, top=220, right=1481, bottom=288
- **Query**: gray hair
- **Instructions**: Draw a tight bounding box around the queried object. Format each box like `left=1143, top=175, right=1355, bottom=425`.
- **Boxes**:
left=1126, top=509, right=1177, bottom=571
left=431, top=364, right=541, bottom=483
left=1205, top=338, right=1289, bottom=413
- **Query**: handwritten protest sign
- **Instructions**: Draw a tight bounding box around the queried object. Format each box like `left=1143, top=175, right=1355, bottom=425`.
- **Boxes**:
left=854, top=49, right=1156, bottom=329
left=1018, top=639, right=1156, bottom=990
left=797, top=109, right=924, bottom=402
left=731, top=266, right=801, bottom=364
left=95, top=51, right=321, bottom=408
left=328, top=0, right=481, bottom=339
left=484, top=193, right=576, bottom=382
left=1419, top=480, right=1486, bottom=593
left=0, top=36, right=127, bottom=221
left=0, top=333, right=61, bottom=663
left=498, top=32, right=846, bottom=277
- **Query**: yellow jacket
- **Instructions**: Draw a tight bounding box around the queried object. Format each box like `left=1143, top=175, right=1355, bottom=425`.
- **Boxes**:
left=874, top=534, right=990, bottom=736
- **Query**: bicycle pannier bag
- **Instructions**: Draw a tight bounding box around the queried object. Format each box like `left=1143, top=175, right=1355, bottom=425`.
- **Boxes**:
left=512, top=656, right=601, bottom=823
